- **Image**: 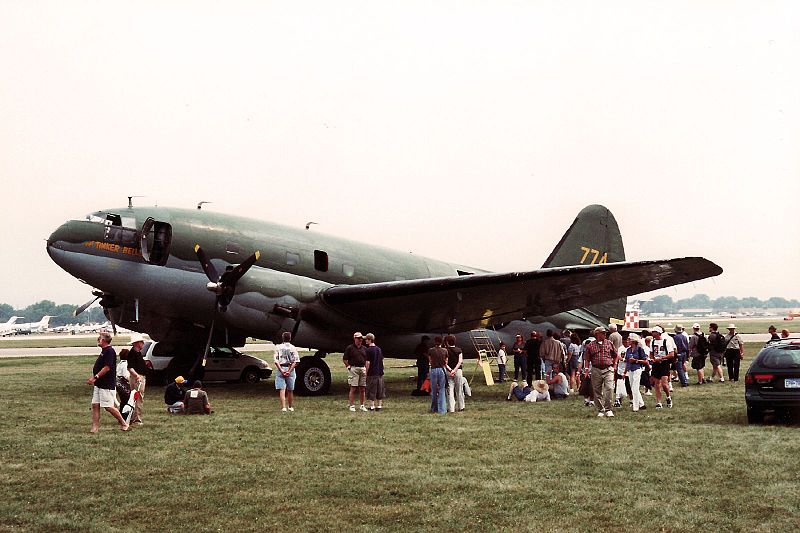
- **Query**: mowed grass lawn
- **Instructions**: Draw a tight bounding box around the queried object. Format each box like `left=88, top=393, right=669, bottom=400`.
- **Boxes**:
left=1, top=346, right=798, bottom=532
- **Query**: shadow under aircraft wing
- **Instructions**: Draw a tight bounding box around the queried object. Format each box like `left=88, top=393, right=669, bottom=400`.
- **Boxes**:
left=320, top=257, right=722, bottom=333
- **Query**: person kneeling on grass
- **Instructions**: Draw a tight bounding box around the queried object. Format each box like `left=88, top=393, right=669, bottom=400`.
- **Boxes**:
left=184, top=381, right=212, bottom=415
left=506, top=380, right=550, bottom=402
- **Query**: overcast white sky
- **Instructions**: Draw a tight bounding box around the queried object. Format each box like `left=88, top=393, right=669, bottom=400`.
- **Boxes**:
left=1, top=1, right=798, bottom=309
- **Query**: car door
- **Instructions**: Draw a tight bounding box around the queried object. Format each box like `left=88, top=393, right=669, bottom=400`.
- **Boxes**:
left=206, top=347, right=239, bottom=381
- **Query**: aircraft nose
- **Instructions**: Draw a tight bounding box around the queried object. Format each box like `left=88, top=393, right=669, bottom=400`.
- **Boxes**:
left=46, top=221, right=73, bottom=260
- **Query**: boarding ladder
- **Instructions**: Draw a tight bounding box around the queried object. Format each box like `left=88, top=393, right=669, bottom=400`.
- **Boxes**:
left=469, top=329, right=498, bottom=386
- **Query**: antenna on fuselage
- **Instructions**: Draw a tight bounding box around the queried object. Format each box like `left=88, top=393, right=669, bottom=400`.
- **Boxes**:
left=305, top=221, right=318, bottom=230
left=127, top=196, right=147, bottom=208
left=197, top=201, right=212, bottom=210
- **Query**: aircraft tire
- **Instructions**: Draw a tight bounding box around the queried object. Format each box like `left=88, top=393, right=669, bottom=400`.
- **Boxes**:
left=295, top=356, right=331, bottom=396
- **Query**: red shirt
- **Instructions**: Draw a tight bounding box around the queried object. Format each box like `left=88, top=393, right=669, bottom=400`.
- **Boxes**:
left=585, top=340, right=615, bottom=368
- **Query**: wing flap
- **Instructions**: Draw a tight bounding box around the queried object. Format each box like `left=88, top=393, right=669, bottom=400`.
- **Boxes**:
left=321, top=257, right=722, bottom=332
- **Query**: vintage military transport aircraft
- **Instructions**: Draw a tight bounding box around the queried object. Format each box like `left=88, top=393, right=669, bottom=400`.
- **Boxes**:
left=47, top=202, right=721, bottom=394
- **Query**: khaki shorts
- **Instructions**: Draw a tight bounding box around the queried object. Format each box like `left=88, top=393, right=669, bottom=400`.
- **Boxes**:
left=710, top=353, right=723, bottom=367
left=348, top=366, right=367, bottom=387
left=92, top=386, right=116, bottom=408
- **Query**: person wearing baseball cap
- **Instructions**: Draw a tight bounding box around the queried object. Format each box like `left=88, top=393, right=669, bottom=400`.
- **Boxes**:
left=673, top=325, right=690, bottom=388
left=723, top=324, right=745, bottom=382
left=689, top=324, right=709, bottom=385
left=650, top=326, right=676, bottom=408
left=343, top=332, right=368, bottom=412
left=583, top=326, right=618, bottom=417
left=124, top=333, right=148, bottom=424
left=164, top=375, right=187, bottom=414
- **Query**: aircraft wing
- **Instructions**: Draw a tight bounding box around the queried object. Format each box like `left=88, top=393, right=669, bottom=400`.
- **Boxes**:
left=320, top=257, right=722, bottom=332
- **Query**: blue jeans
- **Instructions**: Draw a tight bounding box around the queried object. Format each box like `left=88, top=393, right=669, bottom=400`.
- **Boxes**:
left=514, top=355, right=527, bottom=380
left=429, top=368, right=446, bottom=415
left=676, top=354, right=688, bottom=386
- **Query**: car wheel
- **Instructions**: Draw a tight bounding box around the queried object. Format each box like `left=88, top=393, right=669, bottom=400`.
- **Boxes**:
left=295, top=357, right=331, bottom=396
left=747, top=405, right=764, bottom=424
left=241, top=367, right=261, bottom=384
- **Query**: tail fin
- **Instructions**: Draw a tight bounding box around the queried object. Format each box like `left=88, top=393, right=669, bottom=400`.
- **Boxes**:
left=542, top=205, right=626, bottom=323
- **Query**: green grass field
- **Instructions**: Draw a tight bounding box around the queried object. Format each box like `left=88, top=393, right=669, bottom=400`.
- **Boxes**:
left=1, top=345, right=798, bottom=532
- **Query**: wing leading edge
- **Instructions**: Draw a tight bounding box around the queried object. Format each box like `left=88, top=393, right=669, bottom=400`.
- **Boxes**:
left=320, top=257, right=722, bottom=333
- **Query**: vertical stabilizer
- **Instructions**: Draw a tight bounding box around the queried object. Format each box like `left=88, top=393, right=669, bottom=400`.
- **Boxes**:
left=542, top=205, right=626, bottom=323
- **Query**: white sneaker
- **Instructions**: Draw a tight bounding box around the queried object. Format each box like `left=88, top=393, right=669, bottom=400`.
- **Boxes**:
left=720, top=378, right=725, bottom=383
left=349, top=405, right=356, bottom=412
left=288, top=407, right=294, bottom=412
left=605, top=410, right=614, bottom=417
left=281, top=407, right=287, bottom=412
left=645, top=390, right=653, bottom=396
left=359, top=405, right=368, bottom=412
left=598, top=411, right=606, bottom=417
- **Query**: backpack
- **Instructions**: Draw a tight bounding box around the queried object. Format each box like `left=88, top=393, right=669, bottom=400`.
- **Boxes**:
left=710, top=331, right=727, bottom=353
left=695, top=333, right=710, bottom=356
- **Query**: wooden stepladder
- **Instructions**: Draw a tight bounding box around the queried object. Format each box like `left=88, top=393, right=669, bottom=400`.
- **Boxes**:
left=469, top=329, right=498, bottom=386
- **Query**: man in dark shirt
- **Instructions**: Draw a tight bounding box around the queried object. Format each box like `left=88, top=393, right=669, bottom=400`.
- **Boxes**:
left=768, top=325, right=781, bottom=342
left=86, top=331, right=129, bottom=432
left=523, top=331, right=541, bottom=383
left=127, top=333, right=148, bottom=425
left=428, top=336, right=448, bottom=415
left=164, top=375, right=187, bottom=413
left=413, top=336, right=431, bottom=395
left=365, top=333, right=385, bottom=410
left=343, top=332, right=368, bottom=412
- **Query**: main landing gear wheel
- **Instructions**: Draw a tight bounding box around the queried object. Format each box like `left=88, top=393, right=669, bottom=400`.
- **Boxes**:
left=295, top=357, right=331, bottom=396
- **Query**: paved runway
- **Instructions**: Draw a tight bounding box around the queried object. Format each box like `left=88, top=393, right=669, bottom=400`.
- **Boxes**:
left=0, top=343, right=274, bottom=359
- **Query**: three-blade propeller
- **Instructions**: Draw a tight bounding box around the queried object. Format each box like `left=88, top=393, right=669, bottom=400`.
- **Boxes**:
left=191, top=245, right=261, bottom=377
left=74, top=289, right=118, bottom=335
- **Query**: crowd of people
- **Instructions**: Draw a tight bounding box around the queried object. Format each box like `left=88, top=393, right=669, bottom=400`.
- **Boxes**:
left=86, top=321, right=777, bottom=431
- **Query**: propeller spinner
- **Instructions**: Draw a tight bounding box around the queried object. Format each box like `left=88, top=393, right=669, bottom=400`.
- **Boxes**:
left=191, top=244, right=261, bottom=378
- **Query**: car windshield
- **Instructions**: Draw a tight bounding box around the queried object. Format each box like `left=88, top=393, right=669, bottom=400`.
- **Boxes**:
left=757, top=345, right=800, bottom=369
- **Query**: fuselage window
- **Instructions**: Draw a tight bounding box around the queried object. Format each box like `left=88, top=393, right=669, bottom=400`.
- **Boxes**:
left=314, top=250, right=328, bottom=272
left=226, top=242, right=241, bottom=255
left=286, top=252, right=300, bottom=266
left=343, top=263, right=355, bottom=277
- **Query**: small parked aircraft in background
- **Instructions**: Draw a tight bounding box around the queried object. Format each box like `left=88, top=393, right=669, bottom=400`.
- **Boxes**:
left=0, top=316, right=22, bottom=337
left=4, top=316, right=53, bottom=335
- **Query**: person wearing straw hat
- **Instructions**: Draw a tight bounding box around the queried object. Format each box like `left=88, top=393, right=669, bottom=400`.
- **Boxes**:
left=527, top=380, right=551, bottom=402
left=127, top=332, right=148, bottom=425
left=723, top=324, right=744, bottom=382
left=624, top=333, right=647, bottom=412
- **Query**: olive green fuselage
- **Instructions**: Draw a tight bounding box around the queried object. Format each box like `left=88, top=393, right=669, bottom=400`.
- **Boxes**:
left=47, top=206, right=601, bottom=356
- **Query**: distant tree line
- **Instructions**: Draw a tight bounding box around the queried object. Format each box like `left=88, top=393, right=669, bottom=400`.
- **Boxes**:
left=641, top=294, right=800, bottom=315
left=0, top=301, right=106, bottom=326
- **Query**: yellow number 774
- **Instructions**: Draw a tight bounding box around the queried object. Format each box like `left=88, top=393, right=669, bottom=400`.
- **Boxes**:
left=579, top=246, right=608, bottom=265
